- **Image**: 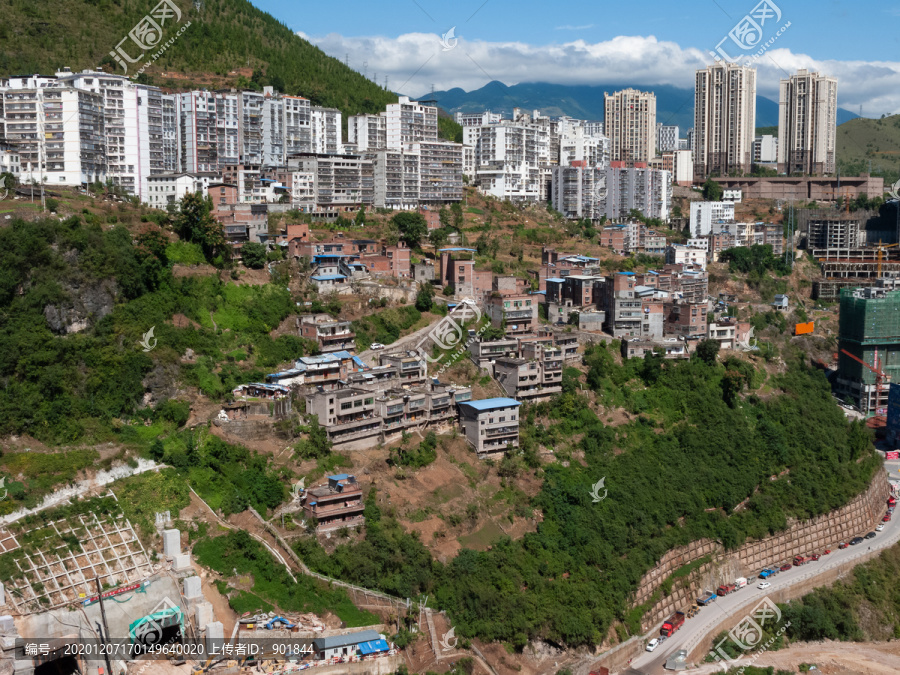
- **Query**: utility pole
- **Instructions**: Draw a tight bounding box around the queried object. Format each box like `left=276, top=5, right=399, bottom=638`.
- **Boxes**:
left=94, top=577, right=115, bottom=675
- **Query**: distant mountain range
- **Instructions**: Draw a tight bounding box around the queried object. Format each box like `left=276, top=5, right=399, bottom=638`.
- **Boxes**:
left=418, top=81, right=860, bottom=133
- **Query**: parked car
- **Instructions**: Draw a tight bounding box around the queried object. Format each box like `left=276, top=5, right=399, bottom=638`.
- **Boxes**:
left=838, top=542, right=849, bottom=549
left=646, top=638, right=660, bottom=652
left=810, top=554, right=821, bottom=561
left=865, top=531, right=877, bottom=540
left=758, top=581, right=771, bottom=590
left=884, top=514, right=892, bottom=522
left=823, top=549, right=831, bottom=555
left=370, top=342, right=385, bottom=350
left=876, top=523, right=885, bottom=531
left=850, top=537, right=864, bottom=545
left=779, top=564, right=792, bottom=572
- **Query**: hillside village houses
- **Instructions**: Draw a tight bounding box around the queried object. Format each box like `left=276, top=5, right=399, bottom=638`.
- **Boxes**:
left=2, top=68, right=790, bottom=461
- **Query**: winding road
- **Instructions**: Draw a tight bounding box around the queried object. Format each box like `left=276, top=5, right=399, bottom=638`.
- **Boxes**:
left=627, top=496, right=900, bottom=674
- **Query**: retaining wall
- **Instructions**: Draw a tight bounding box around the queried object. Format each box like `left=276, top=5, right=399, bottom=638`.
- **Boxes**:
left=633, top=470, right=890, bottom=631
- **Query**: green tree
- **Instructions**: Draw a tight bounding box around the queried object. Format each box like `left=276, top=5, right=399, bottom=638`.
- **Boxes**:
left=415, top=282, right=435, bottom=312
left=241, top=242, right=268, bottom=269
left=702, top=178, right=724, bottom=201
left=174, top=192, right=229, bottom=265
left=392, top=212, right=428, bottom=248
left=354, top=207, right=366, bottom=226
left=0, top=172, right=17, bottom=191
left=294, top=415, right=332, bottom=459
left=694, top=339, right=720, bottom=365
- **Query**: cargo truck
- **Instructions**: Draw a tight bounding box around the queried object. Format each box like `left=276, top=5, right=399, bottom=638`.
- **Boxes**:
left=660, top=611, right=685, bottom=637
left=793, top=555, right=810, bottom=566
left=697, top=591, right=718, bottom=606
left=717, top=583, right=737, bottom=596
left=758, top=568, right=776, bottom=579
left=735, top=577, right=747, bottom=589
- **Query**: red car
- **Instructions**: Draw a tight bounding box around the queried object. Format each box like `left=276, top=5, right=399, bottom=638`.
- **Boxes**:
left=780, top=564, right=792, bottom=572
left=810, top=554, right=821, bottom=561
left=823, top=549, right=832, bottom=555
left=838, top=542, right=849, bottom=549
left=884, top=514, right=892, bottom=522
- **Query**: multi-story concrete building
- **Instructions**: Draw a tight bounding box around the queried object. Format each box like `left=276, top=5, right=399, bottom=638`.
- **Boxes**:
left=384, top=96, right=438, bottom=151
left=311, top=107, right=342, bottom=155
left=415, top=140, right=463, bottom=204
left=689, top=201, right=735, bottom=237
left=1, top=84, right=106, bottom=187
left=300, top=314, right=356, bottom=354
left=145, top=172, right=219, bottom=209
left=54, top=69, right=170, bottom=201
left=707, top=318, right=754, bottom=350
left=493, top=342, right=563, bottom=401
left=604, top=89, right=656, bottom=163
left=474, top=121, right=546, bottom=202
left=550, top=162, right=607, bottom=220
left=664, top=299, right=708, bottom=338
left=657, top=124, right=679, bottom=153
left=603, top=272, right=665, bottom=338
left=753, top=135, right=778, bottom=164
left=662, top=149, right=693, bottom=186
left=458, top=398, right=522, bottom=458
left=666, top=244, right=708, bottom=269
left=694, top=63, right=757, bottom=178
left=301, top=474, right=365, bottom=533
left=486, top=293, right=539, bottom=335
left=605, top=163, right=671, bottom=220
left=348, top=114, right=387, bottom=152
left=777, top=69, right=838, bottom=176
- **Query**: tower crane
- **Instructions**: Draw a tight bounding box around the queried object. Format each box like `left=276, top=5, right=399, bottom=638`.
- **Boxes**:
left=841, top=348, right=890, bottom=416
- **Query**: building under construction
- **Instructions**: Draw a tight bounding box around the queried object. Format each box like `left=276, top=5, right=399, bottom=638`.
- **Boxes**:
left=812, top=247, right=900, bottom=300
left=836, top=282, right=900, bottom=414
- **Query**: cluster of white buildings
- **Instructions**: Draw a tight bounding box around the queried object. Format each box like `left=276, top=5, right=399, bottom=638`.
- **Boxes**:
left=0, top=69, right=463, bottom=211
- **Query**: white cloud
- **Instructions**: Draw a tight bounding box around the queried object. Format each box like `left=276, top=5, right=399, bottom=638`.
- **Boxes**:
left=297, top=30, right=900, bottom=115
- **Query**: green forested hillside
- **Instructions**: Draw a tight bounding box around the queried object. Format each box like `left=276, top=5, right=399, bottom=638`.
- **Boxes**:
left=296, top=345, right=880, bottom=648
left=0, top=0, right=396, bottom=116
left=837, top=115, right=900, bottom=187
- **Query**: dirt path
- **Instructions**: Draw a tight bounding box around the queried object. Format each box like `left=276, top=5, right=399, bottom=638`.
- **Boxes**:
left=688, top=640, right=900, bottom=675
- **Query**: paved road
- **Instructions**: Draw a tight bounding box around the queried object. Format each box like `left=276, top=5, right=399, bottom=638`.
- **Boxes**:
left=356, top=316, right=445, bottom=364
left=628, top=494, right=900, bottom=674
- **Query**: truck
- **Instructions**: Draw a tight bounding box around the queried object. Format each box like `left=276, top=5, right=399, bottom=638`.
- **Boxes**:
left=758, top=568, right=776, bottom=579
left=793, top=555, right=810, bottom=566
left=697, top=591, right=718, bottom=606
left=660, top=611, right=686, bottom=637
left=735, top=577, right=748, bottom=589
left=717, top=583, right=737, bottom=596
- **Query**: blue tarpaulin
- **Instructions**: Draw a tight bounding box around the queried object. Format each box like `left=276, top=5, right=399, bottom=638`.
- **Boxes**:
left=357, top=639, right=390, bottom=655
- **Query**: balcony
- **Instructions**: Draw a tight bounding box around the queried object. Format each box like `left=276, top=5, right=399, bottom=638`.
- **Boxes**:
left=485, top=425, right=519, bottom=438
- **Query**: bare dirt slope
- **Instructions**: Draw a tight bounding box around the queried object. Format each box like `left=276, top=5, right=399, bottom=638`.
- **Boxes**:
left=688, top=640, right=900, bottom=675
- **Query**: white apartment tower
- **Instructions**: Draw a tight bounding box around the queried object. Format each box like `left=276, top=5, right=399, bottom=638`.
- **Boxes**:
left=777, top=69, right=838, bottom=176
left=176, top=91, right=218, bottom=172
left=693, top=63, right=757, bottom=179
left=348, top=114, right=387, bottom=151
left=384, top=96, right=438, bottom=151
left=604, top=89, right=656, bottom=164
left=657, top=124, right=679, bottom=153
left=55, top=69, right=172, bottom=200
left=605, top=166, right=671, bottom=221
left=1, top=84, right=106, bottom=187
left=311, top=107, right=342, bottom=155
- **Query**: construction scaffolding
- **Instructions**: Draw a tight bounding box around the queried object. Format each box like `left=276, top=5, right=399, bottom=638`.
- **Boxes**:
left=837, top=285, right=900, bottom=414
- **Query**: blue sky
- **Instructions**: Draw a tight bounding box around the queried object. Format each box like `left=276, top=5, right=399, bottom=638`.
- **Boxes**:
left=250, top=0, right=900, bottom=113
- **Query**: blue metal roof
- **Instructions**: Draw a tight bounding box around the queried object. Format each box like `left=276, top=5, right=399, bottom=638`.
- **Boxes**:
left=439, top=247, right=477, bottom=252
left=358, top=639, right=390, bottom=655
left=329, top=473, right=350, bottom=481
left=617, top=271, right=636, bottom=276
left=311, top=274, right=346, bottom=281
left=546, top=278, right=566, bottom=283
left=459, top=397, right=522, bottom=411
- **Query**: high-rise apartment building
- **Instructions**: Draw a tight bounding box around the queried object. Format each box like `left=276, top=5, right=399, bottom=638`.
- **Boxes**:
left=384, top=96, right=438, bottom=151
left=348, top=114, right=387, bottom=152
left=657, top=124, right=679, bottom=153
left=693, top=63, right=757, bottom=179
left=605, top=163, right=671, bottom=220
left=604, top=89, right=656, bottom=163
left=777, top=69, right=838, bottom=176
left=1, top=84, right=106, bottom=187
left=311, top=107, right=342, bottom=155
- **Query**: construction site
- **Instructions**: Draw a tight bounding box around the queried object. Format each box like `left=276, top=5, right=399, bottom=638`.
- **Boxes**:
left=834, top=282, right=900, bottom=415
